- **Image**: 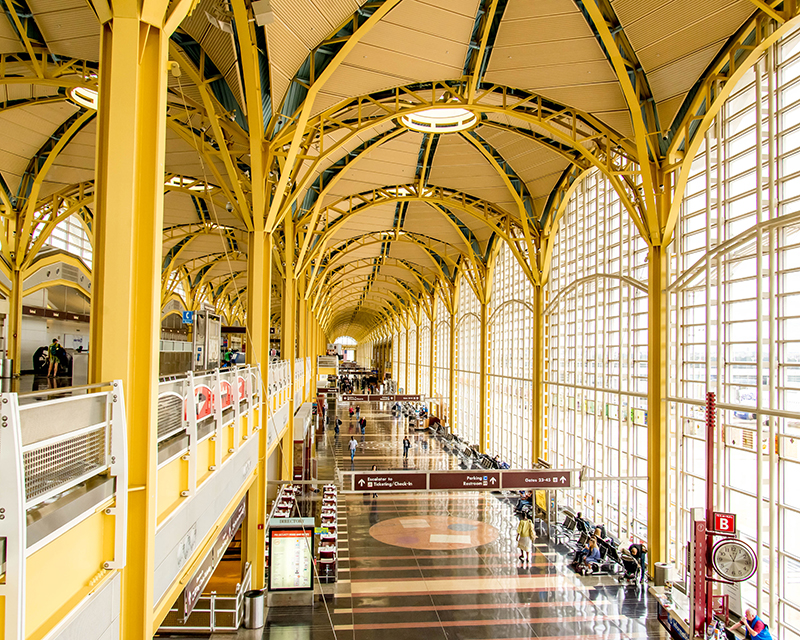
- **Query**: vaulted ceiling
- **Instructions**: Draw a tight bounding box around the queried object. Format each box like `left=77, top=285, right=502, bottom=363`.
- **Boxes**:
left=0, top=0, right=788, bottom=337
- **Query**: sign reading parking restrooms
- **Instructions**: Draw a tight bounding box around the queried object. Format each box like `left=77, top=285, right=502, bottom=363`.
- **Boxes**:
left=341, top=469, right=580, bottom=493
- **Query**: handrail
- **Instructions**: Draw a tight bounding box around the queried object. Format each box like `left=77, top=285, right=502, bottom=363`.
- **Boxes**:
left=0, top=380, right=127, bottom=640
left=18, top=381, right=116, bottom=400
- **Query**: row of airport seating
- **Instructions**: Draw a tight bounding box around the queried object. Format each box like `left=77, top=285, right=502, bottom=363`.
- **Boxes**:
left=552, top=510, right=644, bottom=580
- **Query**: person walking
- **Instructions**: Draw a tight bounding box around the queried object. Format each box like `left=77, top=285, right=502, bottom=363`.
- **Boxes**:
left=335, top=417, right=341, bottom=435
left=355, top=405, right=360, bottom=418
left=370, top=464, right=378, bottom=498
left=349, top=436, right=357, bottom=463
left=47, top=338, right=61, bottom=378
left=403, top=436, right=411, bottom=459
left=360, top=416, right=366, bottom=434
left=516, top=512, right=534, bottom=564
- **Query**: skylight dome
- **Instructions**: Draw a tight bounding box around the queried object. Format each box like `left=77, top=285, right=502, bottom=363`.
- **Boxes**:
left=400, top=107, right=477, bottom=133
left=70, top=87, right=98, bottom=110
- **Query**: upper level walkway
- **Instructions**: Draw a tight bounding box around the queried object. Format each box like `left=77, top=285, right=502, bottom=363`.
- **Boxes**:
left=263, top=399, right=668, bottom=640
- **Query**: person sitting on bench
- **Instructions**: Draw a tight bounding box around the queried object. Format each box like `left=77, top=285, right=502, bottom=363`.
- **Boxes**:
left=515, top=491, right=532, bottom=514
left=575, top=512, right=591, bottom=534
left=573, top=537, right=601, bottom=575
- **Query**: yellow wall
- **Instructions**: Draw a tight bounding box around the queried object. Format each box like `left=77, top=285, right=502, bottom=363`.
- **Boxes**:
left=25, top=506, right=115, bottom=640
left=196, top=437, right=213, bottom=485
left=157, top=456, right=187, bottom=525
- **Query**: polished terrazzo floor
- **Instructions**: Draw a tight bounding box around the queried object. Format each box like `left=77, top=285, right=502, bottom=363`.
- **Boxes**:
left=261, top=400, right=668, bottom=640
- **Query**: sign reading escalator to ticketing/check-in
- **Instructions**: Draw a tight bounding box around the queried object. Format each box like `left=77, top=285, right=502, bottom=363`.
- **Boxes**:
left=351, top=472, right=427, bottom=492
left=342, top=468, right=579, bottom=493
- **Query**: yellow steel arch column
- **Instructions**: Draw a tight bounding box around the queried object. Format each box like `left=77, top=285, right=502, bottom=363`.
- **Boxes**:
left=298, top=276, right=308, bottom=400
left=281, top=215, right=296, bottom=480
left=404, top=316, right=410, bottom=393
left=87, top=3, right=192, bottom=637
left=449, top=310, right=457, bottom=431
left=532, top=284, right=546, bottom=464
left=7, top=269, right=22, bottom=375
left=478, top=300, right=489, bottom=452
left=245, top=228, right=271, bottom=589
left=234, top=0, right=270, bottom=587
left=414, top=307, right=421, bottom=396
left=648, top=244, right=668, bottom=568
left=428, top=299, right=436, bottom=399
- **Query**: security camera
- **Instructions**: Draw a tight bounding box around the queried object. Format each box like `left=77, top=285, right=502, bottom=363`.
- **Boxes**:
left=226, top=202, right=233, bottom=213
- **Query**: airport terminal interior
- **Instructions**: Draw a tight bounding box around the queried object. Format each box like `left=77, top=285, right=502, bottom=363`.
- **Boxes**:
left=0, top=0, right=799, bottom=639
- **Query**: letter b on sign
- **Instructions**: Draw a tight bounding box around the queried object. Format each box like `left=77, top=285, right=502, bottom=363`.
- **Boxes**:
left=713, top=512, right=736, bottom=533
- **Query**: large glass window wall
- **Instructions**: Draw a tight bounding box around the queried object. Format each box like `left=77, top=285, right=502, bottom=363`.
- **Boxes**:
left=545, top=170, right=650, bottom=543
left=488, top=241, right=534, bottom=467
left=419, top=322, right=431, bottom=397
left=435, top=296, right=451, bottom=422
left=456, top=278, right=481, bottom=446
left=668, top=31, right=800, bottom=638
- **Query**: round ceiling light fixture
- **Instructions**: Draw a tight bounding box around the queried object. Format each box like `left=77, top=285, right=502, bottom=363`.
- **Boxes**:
left=400, top=107, right=477, bottom=133
left=70, top=87, right=98, bottom=110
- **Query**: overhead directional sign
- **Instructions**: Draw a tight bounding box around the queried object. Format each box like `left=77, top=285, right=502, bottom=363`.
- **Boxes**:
left=501, top=470, right=577, bottom=490
left=341, top=394, right=424, bottom=402
left=342, top=468, right=579, bottom=493
left=429, top=471, right=500, bottom=490
left=351, top=471, right=427, bottom=492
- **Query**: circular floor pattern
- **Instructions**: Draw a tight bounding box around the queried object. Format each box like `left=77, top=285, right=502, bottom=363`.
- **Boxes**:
left=369, top=515, right=500, bottom=550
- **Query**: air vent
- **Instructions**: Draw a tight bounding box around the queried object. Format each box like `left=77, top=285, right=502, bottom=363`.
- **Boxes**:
left=157, top=394, right=184, bottom=442
left=61, top=264, right=80, bottom=283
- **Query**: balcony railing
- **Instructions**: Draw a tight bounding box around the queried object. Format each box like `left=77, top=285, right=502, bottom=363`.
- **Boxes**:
left=0, top=381, right=127, bottom=640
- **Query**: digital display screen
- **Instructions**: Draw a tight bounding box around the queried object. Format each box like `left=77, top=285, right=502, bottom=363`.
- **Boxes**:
left=268, top=529, right=314, bottom=591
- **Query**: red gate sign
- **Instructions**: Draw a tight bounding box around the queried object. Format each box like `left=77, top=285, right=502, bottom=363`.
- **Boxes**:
left=712, top=511, right=736, bottom=534
left=352, top=472, right=426, bottom=492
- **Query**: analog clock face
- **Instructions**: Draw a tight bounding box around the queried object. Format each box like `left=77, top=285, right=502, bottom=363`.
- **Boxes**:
left=712, top=539, right=757, bottom=582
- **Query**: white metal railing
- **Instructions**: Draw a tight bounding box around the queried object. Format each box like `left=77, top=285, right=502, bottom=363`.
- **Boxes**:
left=156, top=365, right=262, bottom=479
left=267, top=360, right=289, bottom=399
left=159, top=562, right=251, bottom=632
left=0, top=381, right=127, bottom=640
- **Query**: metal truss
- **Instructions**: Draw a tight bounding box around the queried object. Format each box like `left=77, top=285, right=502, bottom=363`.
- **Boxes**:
left=664, top=7, right=800, bottom=243
left=296, top=184, right=541, bottom=288
left=268, top=81, right=641, bottom=233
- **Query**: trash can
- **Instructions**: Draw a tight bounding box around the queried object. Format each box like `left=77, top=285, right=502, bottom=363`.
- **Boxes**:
left=0, top=358, right=13, bottom=378
left=654, top=562, right=673, bottom=586
left=244, top=589, right=265, bottom=629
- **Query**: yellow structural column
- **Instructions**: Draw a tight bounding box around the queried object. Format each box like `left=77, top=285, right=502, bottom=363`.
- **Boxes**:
left=7, top=268, right=23, bottom=375
left=281, top=215, right=296, bottom=480
left=531, top=285, right=545, bottom=463
left=414, top=309, right=421, bottom=395
left=404, top=318, right=410, bottom=393
left=233, top=0, right=270, bottom=589
left=428, top=298, right=436, bottom=398
left=448, top=308, right=456, bottom=431
left=297, top=277, right=308, bottom=400
left=87, top=4, right=189, bottom=636
left=647, top=244, right=668, bottom=569
left=245, top=229, right=271, bottom=589
left=478, top=300, right=489, bottom=452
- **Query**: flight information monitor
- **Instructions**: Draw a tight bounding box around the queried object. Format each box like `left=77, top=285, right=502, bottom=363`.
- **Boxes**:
left=268, top=528, right=314, bottom=591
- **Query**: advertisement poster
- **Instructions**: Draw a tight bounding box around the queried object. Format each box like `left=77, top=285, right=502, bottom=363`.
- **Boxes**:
left=268, top=529, right=314, bottom=590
